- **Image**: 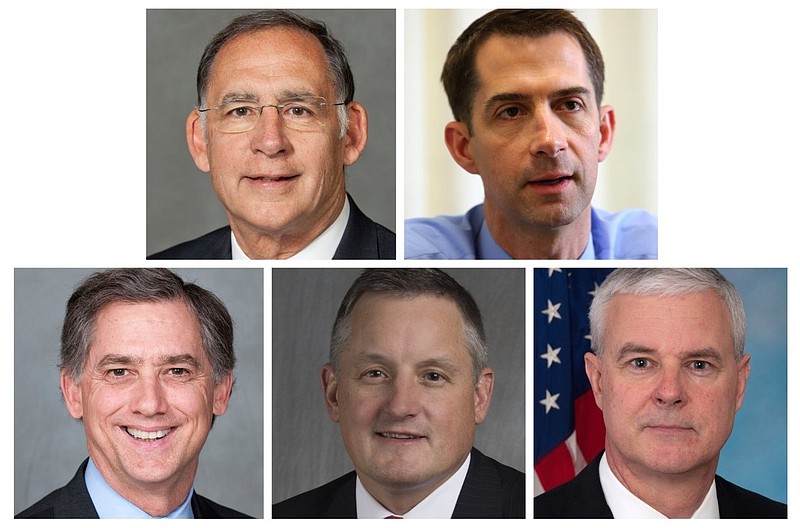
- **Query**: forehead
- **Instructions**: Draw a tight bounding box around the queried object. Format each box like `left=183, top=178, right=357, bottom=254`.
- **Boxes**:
left=345, top=293, right=469, bottom=361
left=603, top=291, right=735, bottom=356
left=207, top=27, right=332, bottom=100
left=88, top=300, right=205, bottom=361
left=472, top=32, right=593, bottom=101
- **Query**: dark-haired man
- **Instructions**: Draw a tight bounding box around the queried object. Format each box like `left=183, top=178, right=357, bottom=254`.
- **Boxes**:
left=149, top=10, right=394, bottom=260
left=16, top=268, right=251, bottom=518
left=406, top=9, right=656, bottom=260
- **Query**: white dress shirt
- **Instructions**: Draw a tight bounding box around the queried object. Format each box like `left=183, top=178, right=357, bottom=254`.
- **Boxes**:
left=599, top=452, right=720, bottom=518
left=356, top=453, right=471, bottom=518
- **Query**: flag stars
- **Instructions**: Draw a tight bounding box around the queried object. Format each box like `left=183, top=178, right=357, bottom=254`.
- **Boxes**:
left=539, top=389, right=561, bottom=414
left=541, top=299, right=562, bottom=323
left=540, top=344, right=562, bottom=368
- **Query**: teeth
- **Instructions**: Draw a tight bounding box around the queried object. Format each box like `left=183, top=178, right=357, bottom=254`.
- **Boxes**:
left=380, top=432, right=418, bottom=439
left=126, top=427, right=170, bottom=440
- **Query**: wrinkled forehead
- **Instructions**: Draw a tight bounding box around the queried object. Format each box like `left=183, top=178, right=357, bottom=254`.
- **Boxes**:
left=206, top=27, right=334, bottom=102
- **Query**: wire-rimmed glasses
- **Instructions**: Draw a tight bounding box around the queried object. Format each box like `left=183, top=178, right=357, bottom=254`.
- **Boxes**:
left=198, top=95, right=346, bottom=133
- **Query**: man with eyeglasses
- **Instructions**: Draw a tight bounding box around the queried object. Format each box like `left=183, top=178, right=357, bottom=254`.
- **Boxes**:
left=149, top=10, right=395, bottom=260
left=405, top=10, right=657, bottom=260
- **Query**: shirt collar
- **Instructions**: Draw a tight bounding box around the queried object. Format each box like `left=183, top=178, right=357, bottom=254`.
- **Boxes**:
left=231, top=198, right=349, bottom=260
left=599, top=452, right=719, bottom=519
left=84, top=457, right=194, bottom=518
left=355, top=452, right=471, bottom=518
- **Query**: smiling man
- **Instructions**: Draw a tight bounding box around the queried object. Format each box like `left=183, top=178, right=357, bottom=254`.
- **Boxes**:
left=15, top=268, right=251, bottom=519
left=149, top=10, right=394, bottom=260
left=272, top=268, right=524, bottom=518
left=534, top=268, right=786, bottom=518
left=405, top=9, right=656, bottom=259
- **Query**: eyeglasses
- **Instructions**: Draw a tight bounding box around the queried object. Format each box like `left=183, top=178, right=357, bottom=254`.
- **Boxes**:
left=198, top=96, right=346, bottom=133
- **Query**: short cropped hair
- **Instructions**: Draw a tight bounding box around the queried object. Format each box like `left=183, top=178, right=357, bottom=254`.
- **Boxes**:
left=441, top=9, right=605, bottom=129
left=330, top=269, right=488, bottom=383
left=196, top=10, right=354, bottom=115
left=589, top=268, right=746, bottom=359
left=60, top=268, right=235, bottom=383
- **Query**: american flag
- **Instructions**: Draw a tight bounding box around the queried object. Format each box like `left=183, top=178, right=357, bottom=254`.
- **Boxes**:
left=534, top=268, right=612, bottom=495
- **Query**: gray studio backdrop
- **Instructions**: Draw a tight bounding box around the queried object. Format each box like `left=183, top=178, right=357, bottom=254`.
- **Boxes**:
left=271, top=268, right=525, bottom=505
left=146, top=9, right=396, bottom=256
left=14, top=268, right=264, bottom=518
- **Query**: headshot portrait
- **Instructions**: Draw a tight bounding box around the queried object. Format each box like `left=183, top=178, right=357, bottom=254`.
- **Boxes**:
left=146, top=9, right=395, bottom=260
left=533, top=268, right=786, bottom=518
left=405, top=9, right=657, bottom=260
left=271, top=268, right=525, bottom=518
left=14, top=268, right=263, bottom=518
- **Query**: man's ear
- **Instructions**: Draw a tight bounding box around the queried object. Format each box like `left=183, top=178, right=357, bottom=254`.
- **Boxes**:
left=474, top=367, right=494, bottom=424
left=212, top=372, right=234, bottom=417
left=597, top=105, right=616, bottom=163
left=444, top=121, right=479, bottom=174
left=61, top=370, right=84, bottom=420
left=584, top=352, right=604, bottom=410
left=186, top=109, right=211, bottom=173
left=343, top=102, right=368, bottom=167
left=321, top=363, right=341, bottom=422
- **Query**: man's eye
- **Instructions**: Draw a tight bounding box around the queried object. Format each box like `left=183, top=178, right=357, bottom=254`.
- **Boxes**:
left=691, top=360, right=709, bottom=370
left=283, top=104, right=316, bottom=119
left=364, top=369, right=385, bottom=378
left=108, top=368, right=128, bottom=378
left=170, top=368, right=189, bottom=376
left=631, top=358, right=649, bottom=369
left=425, top=372, right=444, bottom=382
left=497, top=106, right=523, bottom=119
left=561, top=100, right=584, bottom=112
left=227, top=106, right=255, bottom=118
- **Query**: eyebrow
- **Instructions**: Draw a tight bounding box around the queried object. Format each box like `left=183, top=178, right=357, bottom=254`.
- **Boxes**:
left=483, top=86, right=592, bottom=112
left=352, top=353, right=462, bottom=373
left=614, top=343, right=726, bottom=362
left=217, top=89, right=322, bottom=107
left=94, top=354, right=201, bottom=369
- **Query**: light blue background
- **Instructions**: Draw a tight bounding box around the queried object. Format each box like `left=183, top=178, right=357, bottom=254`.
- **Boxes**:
left=717, top=268, right=787, bottom=503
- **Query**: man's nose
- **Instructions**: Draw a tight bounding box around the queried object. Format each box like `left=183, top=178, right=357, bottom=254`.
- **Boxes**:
left=129, top=376, right=169, bottom=416
left=653, top=365, right=686, bottom=407
left=382, top=376, right=422, bottom=418
left=249, top=106, right=292, bottom=157
left=528, top=107, right=568, bottom=158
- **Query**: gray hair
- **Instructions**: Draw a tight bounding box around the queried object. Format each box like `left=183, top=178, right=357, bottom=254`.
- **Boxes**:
left=60, top=268, right=235, bottom=383
left=589, top=268, right=746, bottom=359
left=196, top=10, right=353, bottom=138
left=330, top=269, right=488, bottom=383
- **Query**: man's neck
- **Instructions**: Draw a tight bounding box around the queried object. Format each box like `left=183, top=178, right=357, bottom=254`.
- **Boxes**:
left=605, top=450, right=717, bottom=519
left=90, top=459, right=195, bottom=517
left=230, top=194, right=346, bottom=259
left=483, top=206, right=591, bottom=259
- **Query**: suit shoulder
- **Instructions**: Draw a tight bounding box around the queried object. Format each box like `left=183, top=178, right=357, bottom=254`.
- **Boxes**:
left=192, top=493, right=253, bottom=518
left=716, top=475, right=787, bottom=518
left=148, top=226, right=231, bottom=259
left=272, top=472, right=355, bottom=518
left=15, top=488, right=61, bottom=518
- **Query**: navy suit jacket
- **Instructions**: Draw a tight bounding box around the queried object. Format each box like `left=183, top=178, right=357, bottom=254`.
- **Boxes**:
left=149, top=194, right=395, bottom=260
left=15, top=459, right=252, bottom=519
left=272, top=448, right=525, bottom=518
left=534, top=453, right=786, bottom=519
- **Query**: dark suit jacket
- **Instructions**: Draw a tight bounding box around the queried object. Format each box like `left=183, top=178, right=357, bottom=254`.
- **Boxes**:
left=15, top=458, right=252, bottom=519
left=148, top=194, right=395, bottom=260
left=272, top=448, right=525, bottom=518
left=534, top=453, right=787, bottom=519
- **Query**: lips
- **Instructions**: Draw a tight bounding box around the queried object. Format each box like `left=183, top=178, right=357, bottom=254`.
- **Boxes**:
left=244, top=174, right=299, bottom=182
left=377, top=431, right=424, bottom=440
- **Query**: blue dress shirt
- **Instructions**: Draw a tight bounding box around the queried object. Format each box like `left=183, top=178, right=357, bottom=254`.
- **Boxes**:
left=84, top=458, right=195, bottom=518
left=404, top=204, right=657, bottom=260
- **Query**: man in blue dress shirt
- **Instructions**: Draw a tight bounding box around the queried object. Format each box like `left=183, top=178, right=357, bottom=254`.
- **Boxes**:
left=405, top=10, right=657, bottom=260
left=15, top=269, right=251, bottom=518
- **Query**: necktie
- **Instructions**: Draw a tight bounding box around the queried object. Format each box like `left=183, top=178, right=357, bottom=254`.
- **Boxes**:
left=384, top=515, right=403, bottom=519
